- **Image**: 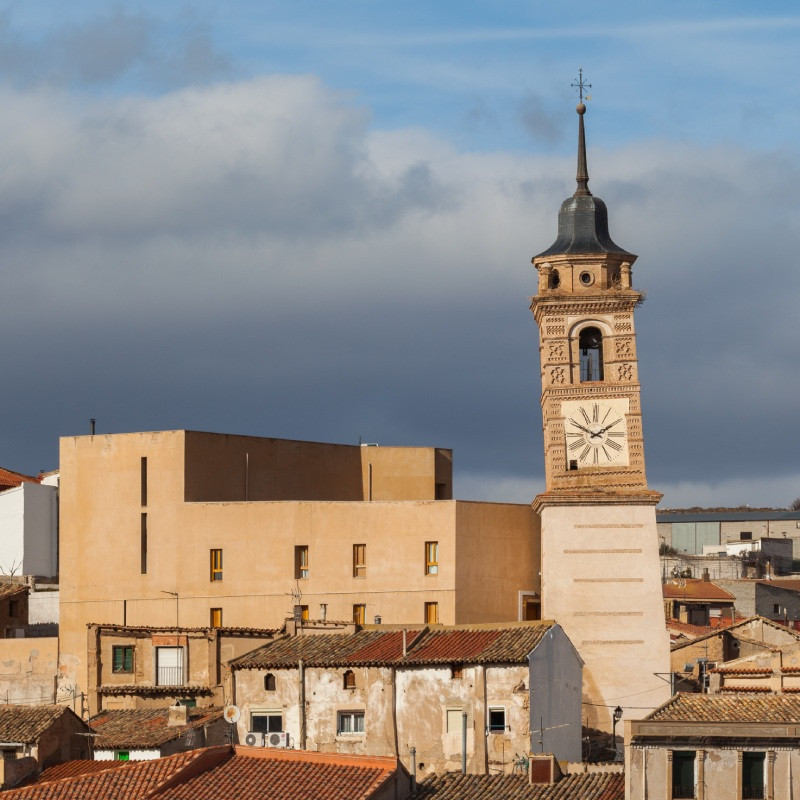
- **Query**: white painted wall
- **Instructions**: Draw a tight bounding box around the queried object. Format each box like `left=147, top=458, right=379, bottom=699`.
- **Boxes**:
left=94, top=748, right=160, bottom=761
left=0, top=483, right=58, bottom=578
left=28, top=589, right=59, bottom=625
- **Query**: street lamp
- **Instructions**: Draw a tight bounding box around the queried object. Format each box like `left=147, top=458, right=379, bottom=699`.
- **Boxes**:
left=612, top=706, right=623, bottom=760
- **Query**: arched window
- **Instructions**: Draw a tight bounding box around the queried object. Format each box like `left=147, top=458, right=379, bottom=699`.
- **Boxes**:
left=548, top=269, right=560, bottom=289
left=579, top=327, right=604, bottom=382
left=343, top=670, right=356, bottom=690
left=264, top=673, right=276, bottom=691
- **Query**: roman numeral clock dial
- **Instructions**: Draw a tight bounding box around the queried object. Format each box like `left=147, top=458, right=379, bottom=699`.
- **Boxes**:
left=562, top=400, right=630, bottom=468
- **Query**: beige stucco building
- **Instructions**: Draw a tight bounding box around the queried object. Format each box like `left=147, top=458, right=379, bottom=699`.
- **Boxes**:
left=59, top=431, right=540, bottom=698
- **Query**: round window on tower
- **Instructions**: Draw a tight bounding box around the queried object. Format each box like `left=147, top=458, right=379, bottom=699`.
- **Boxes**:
left=579, top=271, right=594, bottom=286
left=548, top=269, right=561, bottom=289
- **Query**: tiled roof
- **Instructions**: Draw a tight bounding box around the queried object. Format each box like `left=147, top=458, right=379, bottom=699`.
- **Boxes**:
left=670, top=616, right=800, bottom=652
left=710, top=666, right=771, bottom=675
left=97, top=685, right=215, bottom=697
left=1, top=746, right=225, bottom=800
left=31, top=762, right=125, bottom=784
left=645, top=693, right=800, bottom=722
left=760, top=580, right=800, bottom=593
left=0, top=467, right=40, bottom=490
left=232, top=622, right=555, bottom=670
left=89, top=707, right=224, bottom=749
left=0, top=705, right=84, bottom=744
left=166, top=747, right=398, bottom=800
left=410, top=771, right=624, bottom=800
left=664, top=619, right=713, bottom=638
left=93, top=623, right=280, bottom=636
left=662, top=579, right=736, bottom=602
left=0, top=582, right=29, bottom=601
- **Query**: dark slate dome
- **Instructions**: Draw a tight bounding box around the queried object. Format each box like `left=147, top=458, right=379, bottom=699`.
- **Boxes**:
left=535, top=194, right=633, bottom=258
left=534, top=101, right=633, bottom=260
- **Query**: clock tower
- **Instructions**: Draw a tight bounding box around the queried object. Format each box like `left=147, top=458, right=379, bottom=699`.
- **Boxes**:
left=530, top=96, right=670, bottom=731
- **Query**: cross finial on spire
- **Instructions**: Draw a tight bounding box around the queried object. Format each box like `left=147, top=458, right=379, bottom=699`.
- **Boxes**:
left=571, top=67, right=591, bottom=103
left=571, top=69, right=592, bottom=197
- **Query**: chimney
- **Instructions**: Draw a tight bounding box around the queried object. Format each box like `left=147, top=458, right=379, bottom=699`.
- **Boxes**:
left=529, top=754, right=562, bottom=785
left=702, top=569, right=710, bottom=582
left=168, top=704, right=188, bottom=727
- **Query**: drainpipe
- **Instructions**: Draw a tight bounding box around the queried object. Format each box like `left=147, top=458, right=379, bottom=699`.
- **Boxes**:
left=299, top=659, right=306, bottom=750
left=409, top=747, right=417, bottom=793
left=402, top=630, right=407, bottom=657
left=462, top=711, right=468, bottom=774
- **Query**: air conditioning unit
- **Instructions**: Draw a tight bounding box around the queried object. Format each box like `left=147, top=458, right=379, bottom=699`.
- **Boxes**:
left=244, top=731, right=265, bottom=747
left=266, top=731, right=289, bottom=748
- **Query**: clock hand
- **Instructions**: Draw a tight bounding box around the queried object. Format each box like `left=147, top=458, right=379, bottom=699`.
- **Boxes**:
left=596, top=420, right=622, bottom=436
left=569, top=421, right=593, bottom=435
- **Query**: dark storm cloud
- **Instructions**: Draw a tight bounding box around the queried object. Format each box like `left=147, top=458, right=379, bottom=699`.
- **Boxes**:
left=0, top=79, right=797, bottom=508
left=0, top=8, right=229, bottom=90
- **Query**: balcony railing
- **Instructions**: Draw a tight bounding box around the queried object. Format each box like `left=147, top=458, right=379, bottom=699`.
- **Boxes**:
left=156, top=666, right=184, bottom=686
left=672, top=786, right=695, bottom=799
left=742, top=788, right=764, bottom=800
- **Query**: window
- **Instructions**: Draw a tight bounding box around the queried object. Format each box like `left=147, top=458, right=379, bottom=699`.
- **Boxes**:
left=337, top=711, right=364, bottom=734
left=115, top=751, right=130, bottom=761
left=671, top=751, right=696, bottom=799
left=425, top=602, right=439, bottom=624
left=774, top=604, right=781, bottom=615
left=425, top=542, right=439, bottom=575
left=295, top=546, right=309, bottom=579
left=548, top=269, right=560, bottom=289
left=741, top=531, right=753, bottom=541
left=264, top=673, right=276, bottom=691
left=353, top=544, right=366, bottom=578
left=293, top=604, right=309, bottom=622
left=450, top=666, right=463, bottom=679
left=488, top=707, right=506, bottom=733
left=156, top=646, right=184, bottom=686
left=8, top=601, right=18, bottom=618
left=742, top=752, right=765, bottom=800
left=343, top=669, right=356, bottom=689
left=210, top=549, right=223, bottom=582
left=112, top=645, right=134, bottom=673
left=210, top=608, right=222, bottom=628
left=579, top=326, right=604, bottom=382
left=140, top=513, right=147, bottom=575
left=141, top=457, right=147, bottom=506
left=446, top=709, right=463, bottom=733
left=353, top=604, right=366, bottom=625
left=176, top=698, right=196, bottom=708
left=250, top=711, right=282, bottom=734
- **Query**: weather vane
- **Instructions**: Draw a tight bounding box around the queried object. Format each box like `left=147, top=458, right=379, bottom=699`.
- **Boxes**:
left=571, top=68, right=592, bottom=102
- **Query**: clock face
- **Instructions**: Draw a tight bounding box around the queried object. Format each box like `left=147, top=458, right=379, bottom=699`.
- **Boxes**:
left=563, top=401, right=629, bottom=468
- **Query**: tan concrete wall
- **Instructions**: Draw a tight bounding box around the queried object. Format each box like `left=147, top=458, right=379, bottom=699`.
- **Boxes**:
left=0, top=637, right=58, bottom=705
left=59, top=431, right=527, bottom=698
left=454, top=502, right=539, bottom=623
left=539, top=501, right=670, bottom=731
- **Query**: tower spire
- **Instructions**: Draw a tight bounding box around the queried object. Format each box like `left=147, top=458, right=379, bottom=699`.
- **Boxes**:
left=570, top=68, right=592, bottom=197
left=574, top=102, right=591, bottom=197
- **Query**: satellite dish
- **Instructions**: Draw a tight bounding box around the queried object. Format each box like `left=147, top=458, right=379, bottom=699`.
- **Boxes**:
left=224, top=705, right=241, bottom=724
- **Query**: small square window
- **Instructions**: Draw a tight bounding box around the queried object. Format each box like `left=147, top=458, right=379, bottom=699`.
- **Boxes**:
left=741, top=532, right=753, bottom=541
left=343, top=669, right=356, bottom=690
left=337, top=711, right=364, bottom=734
left=446, top=709, right=463, bottom=733
left=295, top=546, right=309, bottom=579
left=353, top=544, right=366, bottom=578
left=488, top=707, right=506, bottom=733
left=264, top=673, right=276, bottom=691
left=210, top=549, right=223, bottom=582
left=425, top=542, right=439, bottom=575
left=450, top=665, right=463, bottom=679
left=112, top=645, right=134, bottom=673
left=115, top=751, right=130, bottom=761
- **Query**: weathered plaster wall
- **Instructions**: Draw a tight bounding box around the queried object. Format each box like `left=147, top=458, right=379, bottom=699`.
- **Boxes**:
left=0, top=637, right=57, bottom=705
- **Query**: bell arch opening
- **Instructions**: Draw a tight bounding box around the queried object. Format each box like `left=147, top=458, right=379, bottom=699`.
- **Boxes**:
left=579, top=326, right=604, bottom=382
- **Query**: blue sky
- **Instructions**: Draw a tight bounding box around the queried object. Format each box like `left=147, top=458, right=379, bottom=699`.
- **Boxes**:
left=1, top=2, right=799, bottom=507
